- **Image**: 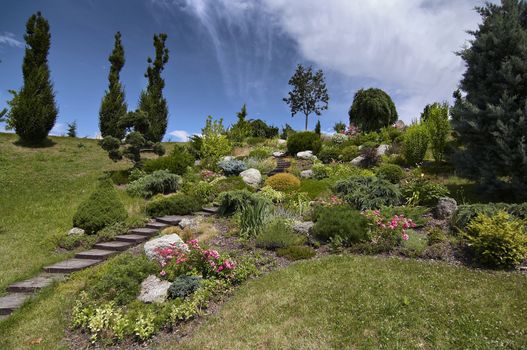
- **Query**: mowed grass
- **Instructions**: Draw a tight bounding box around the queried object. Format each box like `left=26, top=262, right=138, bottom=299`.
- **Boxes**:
left=0, top=133, right=131, bottom=292
left=170, top=255, right=527, bottom=350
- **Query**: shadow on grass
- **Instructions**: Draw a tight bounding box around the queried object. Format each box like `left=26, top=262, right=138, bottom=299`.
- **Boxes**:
left=13, top=138, right=56, bottom=148
left=446, top=182, right=521, bottom=205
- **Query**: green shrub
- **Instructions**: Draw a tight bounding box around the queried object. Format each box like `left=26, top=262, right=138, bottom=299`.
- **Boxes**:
left=256, top=186, right=285, bottom=203
left=375, top=163, right=404, bottom=184
left=248, top=147, right=271, bottom=159
left=453, top=202, right=527, bottom=230
left=276, top=245, right=316, bottom=260
left=239, top=197, right=271, bottom=238
left=73, top=178, right=128, bottom=234
left=146, top=193, right=201, bottom=217
left=212, top=176, right=252, bottom=193
left=340, top=145, right=360, bottom=162
left=287, top=131, right=322, bottom=155
left=464, top=211, right=527, bottom=268
left=168, top=276, right=202, bottom=299
left=403, top=124, right=429, bottom=164
left=402, top=178, right=449, bottom=206
left=217, top=190, right=256, bottom=216
left=318, top=146, right=340, bottom=164
left=109, top=169, right=130, bottom=185
left=333, top=176, right=402, bottom=210
left=249, top=119, right=278, bottom=138
left=427, top=227, right=448, bottom=245
left=312, top=163, right=329, bottom=180
left=423, top=102, right=450, bottom=162
left=348, top=88, right=398, bottom=132
left=143, top=147, right=193, bottom=175
left=299, top=179, right=332, bottom=199
left=312, top=205, right=369, bottom=245
left=188, top=181, right=218, bottom=204
left=326, top=164, right=374, bottom=181
left=255, top=217, right=305, bottom=250
left=246, top=136, right=266, bottom=145
left=265, top=173, right=301, bottom=191
left=85, top=253, right=158, bottom=305
left=127, top=170, right=180, bottom=198
left=200, top=116, right=232, bottom=169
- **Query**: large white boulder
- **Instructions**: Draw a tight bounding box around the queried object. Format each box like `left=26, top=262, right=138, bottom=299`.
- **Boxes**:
left=277, top=139, right=287, bottom=145
left=273, top=151, right=285, bottom=158
left=300, top=169, right=314, bottom=179
left=297, top=150, right=316, bottom=160
left=377, top=144, right=390, bottom=156
left=351, top=155, right=365, bottom=166
left=68, top=227, right=85, bottom=236
left=144, top=234, right=188, bottom=261
left=240, top=168, right=262, bottom=187
left=137, top=275, right=171, bottom=304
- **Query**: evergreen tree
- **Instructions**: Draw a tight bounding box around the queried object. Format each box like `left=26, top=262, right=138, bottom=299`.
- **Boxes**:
left=99, top=32, right=127, bottom=140
left=315, top=120, right=321, bottom=135
left=333, top=121, right=346, bottom=133
left=7, top=12, right=58, bottom=144
left=423, top=102, right=450, bottom=163
left=283, top=64, right=329, bottom=130
left=451, top=0, right=527, bottom=192
left=348, top=88, right=397, bottom=132
left=138, top=33, right=169, bottom=143
left=67, top=121, right=77, bottom=137
left=229, top=104, right=251, bottom=142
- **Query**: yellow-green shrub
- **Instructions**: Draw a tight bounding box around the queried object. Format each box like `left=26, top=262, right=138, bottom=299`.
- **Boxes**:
left=265, top=173, right=301, bottom=191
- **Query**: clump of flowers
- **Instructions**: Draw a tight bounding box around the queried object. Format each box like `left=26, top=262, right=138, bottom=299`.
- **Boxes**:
left=200, top=170, right=220, bottom=182
left=363, top=210, right=416, bottom=243
left=344, top=123, right=360, bottom=136
left=314, top=195, right=345, bottom=207
left=155, top=240, right=236, bottom=281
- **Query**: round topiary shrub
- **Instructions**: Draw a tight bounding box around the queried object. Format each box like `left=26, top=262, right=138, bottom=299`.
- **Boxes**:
left=73, top=178, right=128, bottom=234
left=312, top=205, right=369, bottom=245
left=265, top=173, right=301, bottom=191
left=375, top=163, right=404, bottom=184
left=348, top=88, right=398, bottom=132
left=287, top=131, right=322, bottom=155
left=146, top=193, right=201, bottom=217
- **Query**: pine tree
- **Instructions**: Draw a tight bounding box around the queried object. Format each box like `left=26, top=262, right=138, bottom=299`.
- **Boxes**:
left=67, top=121, right=77, bottom=137
left=99, top=32, right=127, bottom=140
left=451, top=0, right=527, bottom=192
left=315, top=120, right=321, bottom=135
left=7, top=12, right=58, bottom=144
left=138, top=33, right=169, bottom=143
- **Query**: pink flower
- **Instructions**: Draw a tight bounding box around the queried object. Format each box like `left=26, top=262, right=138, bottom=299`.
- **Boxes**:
left=402, top=233, right=409, bottom=241
left=224, top=259, right=236, bottom=270
left=160, top=270, right=166, bottom=277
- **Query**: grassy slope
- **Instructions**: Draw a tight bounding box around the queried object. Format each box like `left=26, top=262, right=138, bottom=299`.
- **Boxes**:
left=171, top=255, right=527, bottom=350
left=0, top=133, right=130, bottom=292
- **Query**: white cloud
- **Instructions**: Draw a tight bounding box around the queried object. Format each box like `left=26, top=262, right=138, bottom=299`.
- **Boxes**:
left=0, top=32, right=23, bottom=48
left=49, top=123, right=66, bottom=136
left=169, top=129, right=190, bottom=142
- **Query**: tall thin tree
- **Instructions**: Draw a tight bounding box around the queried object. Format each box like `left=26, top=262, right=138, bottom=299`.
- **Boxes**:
left=138, top=33, right=169, bottom=143
left=7, top=12, right=58, bottom=144
left=99, top=32, right=127, bottom=140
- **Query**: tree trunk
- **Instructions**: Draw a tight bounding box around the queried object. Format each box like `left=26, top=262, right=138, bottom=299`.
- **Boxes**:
left=305, top=113, right=308, bottom=130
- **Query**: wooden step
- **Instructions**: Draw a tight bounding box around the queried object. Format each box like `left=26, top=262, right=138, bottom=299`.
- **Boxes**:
left=129, top=227, right=159, bottom=236
left=145, top=222, right=169, bottom=230
left=0, top=293, right=32, bottom=315
left=7, top=273, right=65, bottom=293
left=115, top=234, right=149, bottom=243
left=93, top=241, right=134, bottom=251
left=44, top=258, right=100, bottom=273
left=75, top=249, right=118, bottom=260
left=156, top=215, right=186, bottom=225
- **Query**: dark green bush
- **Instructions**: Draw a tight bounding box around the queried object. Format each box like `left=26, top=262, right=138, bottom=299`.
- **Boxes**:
left=402, top=124, right=429, bottom=165
left=312, top=205, right=369, bottom=245
left=340, top=145, right=360, bottom=162
left=217, top=190, right=256, bottom=216
left=85, top=253, right=158, bottom=305
left=318, top=145, right=340, bottom=164
left=348, top=88, right=398, bottom=132
left=453, top=202, right=527, bottom=230
left=73, top=178, right=128, bottom=234
left=249, top=119, right=279, bottom=138
left=276, top=245, right=316, bottom=260
left=146, top=193, right=201, bottom=217
left=246, top=136, right=266, bottom=145
left=168, top=276, right=202, bottom=299
left=127, top=170, right=180, bottom=198
left=333, top=176, right=402, bottom=210
left=287, top=131, right=322, bottom=155
left=143, top=147, right=193, bottom=175
left=255, top=217, right=305, bottom=250
left=375, top=163, right=404, bottom=184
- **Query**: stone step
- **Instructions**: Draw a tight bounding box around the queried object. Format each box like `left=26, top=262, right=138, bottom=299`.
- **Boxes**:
left=44, top=258, right=100, bottom=273
left=145, top=222, right=169, bottom=230
left=129, top=227, right=159, bottom=236
left=115, top=234, right=149, bottom=244
left=0, top=293, right=32, bottom=315
left=93, top=241, right=135, bottom=251
left=75, top=249, right=118, bottom=260
left=193, top=211, right=213, bottom=217
left=156, top=215, right=186, bottom=225
left=7, top=273, right=66, bottom=293
left=201, top=206, right=219, bottom=214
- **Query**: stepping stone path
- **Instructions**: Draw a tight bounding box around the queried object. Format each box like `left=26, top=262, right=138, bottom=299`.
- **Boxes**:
left=0, top=206, right=219, bottom=320
left=268, top=158, right=291, bottom=176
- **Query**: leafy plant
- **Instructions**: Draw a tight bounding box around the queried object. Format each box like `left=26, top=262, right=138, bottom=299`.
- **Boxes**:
left=402, top=178, right=449, bottom=206
left=453, top=202, right=527, bottom=230
left=256, top=186, right=285, bottom=203
left=402, top=123, right=429, bottom=165
left=333, top=176, right=402, bottom=210
left=256, top=217, right=305, bottom=250
left=312, top=205, right=369, bottom=245
left=145, top=193, right=201, bottom=217
left=212, top=176, right=253, bottom=193
left=318, top=145, right=341, bottom=164
left=265, top=173, right=301, bottom=191
left=340, top=145, right=360, bottom=162
left=424, top=102, right=450, bottom=162
left=248, top=147, right=271, bottom=159
left=127, top=169, right=180, bottom=198
left=287, top=131, right=322, bottom=155
left=244, top=157, right=276, bottom=174
left=217, top=190, right=256, bottom=216
left=143, top=146, right=194, bottom=175
left=239, top=197, right=271, bottom=238
left=200, top=116, right=232, bottom=169
left=375, top=163, right=404, bottom=184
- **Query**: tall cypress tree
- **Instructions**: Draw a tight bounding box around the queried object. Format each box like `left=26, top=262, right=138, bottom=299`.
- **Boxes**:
left=99, top=32, right=127, bottom=140
left=451, top=0, right=527, bottom=192
left=138, top=33, right=169, bottom=143
left=7, top=12, right=57, bottom=144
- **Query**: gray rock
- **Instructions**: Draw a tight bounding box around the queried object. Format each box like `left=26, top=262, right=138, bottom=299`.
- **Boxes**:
left=435, top=197, right=458, bottom=220
left=351, top=155, right=365, bottom=166
left=144, top=234, right=188, bottom=261
left=222, top=156, right=235, bottom=161
left=273, top=151, right=285, bottom=158
left=393, top=120, right=406, bottom=129
left=240, top=168, right=262, bottom=187
left=297, top=150, right=316, bottom=160
left=277, top=139, right=287, bottom=145
left=377, top=144, right=390, bottom=156
left=179, top=216, right=201, bottom=230
left=194, top=159, right=201, bottom=166
left=137, top=275, right=171, bottom=304
left=293, top=221, right=314, bottom=235
left=300, top=169, right=314, bottom=179
left=68, top=227, right=85, bottom=236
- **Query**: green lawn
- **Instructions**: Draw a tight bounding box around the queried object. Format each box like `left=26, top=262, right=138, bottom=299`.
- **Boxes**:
left=0, top=133, right=130, bottom=292
left=169, top=255, right=527, bottom=350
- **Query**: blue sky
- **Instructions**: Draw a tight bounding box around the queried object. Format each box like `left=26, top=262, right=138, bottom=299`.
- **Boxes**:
left=0, top=0, right=483, bottom=140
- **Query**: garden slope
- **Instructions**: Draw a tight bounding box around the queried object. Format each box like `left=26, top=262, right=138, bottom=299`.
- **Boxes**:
left=0, top=133, right=127, bottom=292
left=172, top=255, right=527, bottom=350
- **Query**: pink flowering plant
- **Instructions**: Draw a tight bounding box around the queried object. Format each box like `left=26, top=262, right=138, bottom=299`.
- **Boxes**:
left=363, top=210, right=416, bottom=247
left=155, top=239, right=236, bottom=281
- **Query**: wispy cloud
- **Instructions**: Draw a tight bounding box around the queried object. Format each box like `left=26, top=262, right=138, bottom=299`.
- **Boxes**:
left=169, top=129, right=190, bottom=142
left=0, top=32, right=23, bottom=48
left=49, top=123, right=66, bottom=136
